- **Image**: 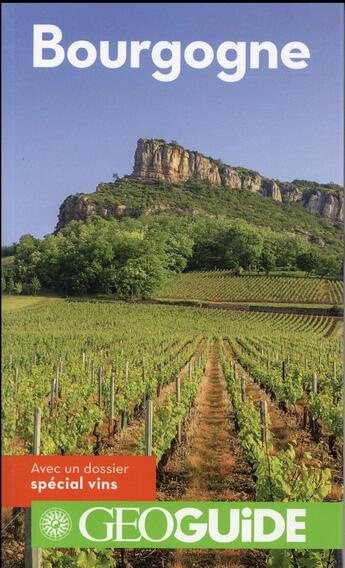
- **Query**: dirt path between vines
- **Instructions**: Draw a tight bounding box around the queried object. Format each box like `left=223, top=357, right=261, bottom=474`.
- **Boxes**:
left=102, top=339, right=207, bottom=456
left=156, top=340, right=266, bottom=568
left=224, top=339, right=343, bottom=500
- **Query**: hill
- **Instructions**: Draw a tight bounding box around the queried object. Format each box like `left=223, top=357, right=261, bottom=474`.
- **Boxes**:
left=3, top=139, right=343, bottom=300
left=57, top=138, right=344, bottom=232
left=57, top=177, right=343, bottom=256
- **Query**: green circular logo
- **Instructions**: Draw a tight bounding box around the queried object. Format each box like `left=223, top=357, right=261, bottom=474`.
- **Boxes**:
left=39, top=508, right=72, bottom=541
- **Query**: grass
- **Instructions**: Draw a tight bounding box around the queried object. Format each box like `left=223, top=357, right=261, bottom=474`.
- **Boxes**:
left=1, top=295, right=62, bottom=314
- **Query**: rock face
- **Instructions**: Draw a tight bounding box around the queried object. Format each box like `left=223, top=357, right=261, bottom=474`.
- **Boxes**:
left=277, top=182, right=344, bottom=221
left=55, top=193, right=141, bottom=231
left=304, top=190, right=343, bottom=221
left=132, top=138, right=267, bottom=194
left=261, top=180, right=282, bottom=202
left=55, top=185, right=201, bottom=231
left=56, top=138, right=344, bottom=230
left=132, top=139, right=343, bottom=220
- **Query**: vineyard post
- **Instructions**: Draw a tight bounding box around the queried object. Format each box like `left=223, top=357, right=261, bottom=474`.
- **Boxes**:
left=310, top=373, right=319, bottom=439
left=122, top=363, right=128, bottom=428
left=305, top=357, right=308, bottom=371
left=233, top=363, right=237, bottom=380
left=24, top=408, right=42, bottom=568
left=157, top=362, right=163, bottom=397
left=121, top=410, right=128, bottom=430
left=50, top=378, right=55, bottom=414
left=312, top=373, right=318, bottom=394
left=55, top=365, right=59, bottom=398
left=15, top=367, right=19, bottom=393
left=260, top=400, right=268, bottom=445
left=144, top=399, right=153, bottom=456
left=303, top=405, right=309, bottom=429
left=98, top=367, right=102, bottom=407
left=109, top=372, right=115, bottom=438
left=282, top=361, right=286, bottom=382
left=176, top=375, right=182, bottom=443
left=333, top=361, right=337, bottom=381
left=240, top=377, right=246, bottom=403
left=142, top=357, right=146, bottom=405
left=82, top=351, right=86, bottom=368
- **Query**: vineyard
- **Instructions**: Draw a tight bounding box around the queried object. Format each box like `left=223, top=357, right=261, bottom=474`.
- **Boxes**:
left=158, top=272, right=344, bottom=305
left=2, top=299, right=343, bottom=567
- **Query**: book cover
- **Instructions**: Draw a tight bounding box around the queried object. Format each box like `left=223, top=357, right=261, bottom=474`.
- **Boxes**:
left=1, top=3, right=344, bottom=567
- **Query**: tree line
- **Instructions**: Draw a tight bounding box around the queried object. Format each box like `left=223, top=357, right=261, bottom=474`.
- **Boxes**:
left=2, top=215, right=342, bottom=299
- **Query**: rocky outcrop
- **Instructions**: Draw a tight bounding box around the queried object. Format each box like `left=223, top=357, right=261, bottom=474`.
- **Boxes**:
left=131, top=139, right=343, bottom=220
left=132, top=138, right=268, bottom=195
left=304, top=191, right=343, bottom=221
left=56, top=139, right=344, bottom=230
left=55, top=194, right=142, bottom=231
left=261, top=180, right=282, bottom=202
left=133, top=139, right=221, bottom=185
left=277, top=181, right=343, bottom=221
left=55, top=188, right=202, bottom=231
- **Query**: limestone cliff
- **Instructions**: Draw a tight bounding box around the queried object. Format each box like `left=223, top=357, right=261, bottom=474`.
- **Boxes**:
left=131, top=139, right=343, bottom=221
left=132, top=138, right=269, bottom=196
left=56, top=138, right=343, bottom=230
left=281, top=183, right=344, bottom=222
left=56, top=194, right=143, bottom=231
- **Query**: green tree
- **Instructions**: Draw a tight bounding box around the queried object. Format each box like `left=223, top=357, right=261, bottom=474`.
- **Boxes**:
left=14, top=282, right=23, bottom=295
left=314, top=252, right=341, bottom=278
left=222, top=222, right=263, bottom=271
left=116, top=254, right=165, bottom=300
left=30, top=276, right=41, bottom=295
left=260, top=246, right=277, bottom=275
left=296, top=250, right=318, bottom=275
left=6, top=276, right=15, bottom=295
left=15, top=234, right=40, bottom=284
left=274, top=234, right=307, bottom=271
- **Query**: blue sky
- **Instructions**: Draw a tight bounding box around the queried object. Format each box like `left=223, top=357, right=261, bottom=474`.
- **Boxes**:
left=2, top=3, right=344, bottom=243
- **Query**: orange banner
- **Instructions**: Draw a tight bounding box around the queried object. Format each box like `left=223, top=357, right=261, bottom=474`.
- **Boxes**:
left=2, top=455, right=156, bottom=507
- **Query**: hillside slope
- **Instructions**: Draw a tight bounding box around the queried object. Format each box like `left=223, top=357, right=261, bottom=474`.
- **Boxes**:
left=56, top=178, right=343, bottom=255
left=57, top=139, right=344, bottom=231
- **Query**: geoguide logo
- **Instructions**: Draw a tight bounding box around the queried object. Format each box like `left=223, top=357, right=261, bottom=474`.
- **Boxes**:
left=32, top=501, right=343, bottom=549
left=39, top=508, right=72, bottom=541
